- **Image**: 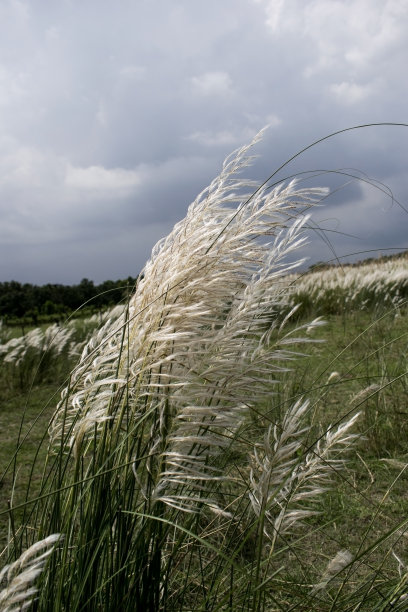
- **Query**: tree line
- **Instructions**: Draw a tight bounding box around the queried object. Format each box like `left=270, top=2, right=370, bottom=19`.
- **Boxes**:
left=0, top=277, right=138, bottom=324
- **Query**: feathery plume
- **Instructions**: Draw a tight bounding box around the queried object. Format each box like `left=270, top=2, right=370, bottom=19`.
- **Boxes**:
left=313, top=549, right=353, bottom=592
left=249, top=409, right=360, bottom=541
left=350, top=384, right=381, bottom=405
left=49, top=129, right=328, bottom=514
left=0, top=534, right=61, bottom=612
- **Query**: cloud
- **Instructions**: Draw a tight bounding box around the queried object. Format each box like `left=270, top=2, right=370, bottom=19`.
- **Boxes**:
left=258, top=0, right=408, bottom=82
left=0, top=0, right=407, bottom=284
left=190, top=71, right=233, bottom=97
left=0, top=136, right=217, bottom=250
left=65, top=164, right=142, bottom=196
left=185, top=126, right=258, bottom=147
left=304, top=175, right=408, bottom=264
left=261, top=0, right=286, bottom=33
left=329, top=81, right=374, bottom=105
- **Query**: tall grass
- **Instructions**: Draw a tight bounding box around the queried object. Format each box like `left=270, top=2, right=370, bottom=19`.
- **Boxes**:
left=0, top=309, right=124, bottom=391
left=1, top=129, right=408, bottom=610
left=285, top=257, right=408, bottom=318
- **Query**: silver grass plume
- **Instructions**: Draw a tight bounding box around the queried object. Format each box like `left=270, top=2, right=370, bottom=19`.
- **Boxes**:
left=0, top=325, right=75, bottom=366
left=249, top=407, right=360, bottom=542
left=312, top=549, right=353, bottom=592
left=49, top=129, right=328, bottom=513
left=0, top=534, right=60, bottom=612
left=349, top=383, right=381, bottom=405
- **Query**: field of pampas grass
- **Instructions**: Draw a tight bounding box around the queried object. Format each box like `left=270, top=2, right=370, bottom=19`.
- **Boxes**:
left=1, top=129, right=408, bottom=611
left=285, top=256, right=408, bottom=318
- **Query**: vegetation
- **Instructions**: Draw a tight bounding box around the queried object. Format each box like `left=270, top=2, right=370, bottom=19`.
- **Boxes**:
left=286, top=256, right=408, bottom=319
left=0, top=277, right=137, bottom=327
left=0, top=309, right=124, bottom=391
left=1, top=131, right=408, bottom=610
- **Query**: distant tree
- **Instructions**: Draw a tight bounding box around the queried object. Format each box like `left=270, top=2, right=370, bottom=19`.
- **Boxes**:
left=26, top=308, right=39, bottom=326
left=0, top=275, right=140, bottom=320
left=42, top=300, right=59, bottom=316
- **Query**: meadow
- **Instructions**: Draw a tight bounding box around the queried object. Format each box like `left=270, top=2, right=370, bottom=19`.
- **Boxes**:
left=1, top=132, right=408, bottom=611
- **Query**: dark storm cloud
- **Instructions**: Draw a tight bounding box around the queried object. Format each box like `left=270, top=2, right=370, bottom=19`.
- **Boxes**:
left=0, top=0, right=407, bottom=284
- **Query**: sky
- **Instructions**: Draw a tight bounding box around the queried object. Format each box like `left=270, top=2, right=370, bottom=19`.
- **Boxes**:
left=1, top=0, right=408, bottom=285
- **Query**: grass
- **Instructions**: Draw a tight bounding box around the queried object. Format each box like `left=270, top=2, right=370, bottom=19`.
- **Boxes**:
left=1, top=128, right=408, bottom=610
left=2, top=308, right=408, bottom=609
left=0, top=383, right=59, bottom=553
left=261, top=308, right=408, bottom=605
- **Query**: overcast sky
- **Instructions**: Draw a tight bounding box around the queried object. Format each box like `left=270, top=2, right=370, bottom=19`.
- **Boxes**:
left=1, top=0, right=407, bottom=285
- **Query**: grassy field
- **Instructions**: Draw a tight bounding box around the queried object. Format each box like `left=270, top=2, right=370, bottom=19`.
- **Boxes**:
left=264, top=307, right=408, bottom=595
left=1, top=134, right=408, bottom=610
left=0, top=382, right=60, bottom=552
left=1, top=305, right=408, bottom=609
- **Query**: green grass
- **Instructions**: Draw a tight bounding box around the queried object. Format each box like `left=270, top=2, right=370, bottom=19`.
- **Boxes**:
left=0, top=382, right=60, bottom=553
left=255, top=307, right=408, bottom=607
left=1, top=306, right=408, bottom=609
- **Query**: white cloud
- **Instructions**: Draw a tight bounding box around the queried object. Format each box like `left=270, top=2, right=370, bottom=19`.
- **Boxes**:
left=190, top=71, right=233, bottom=97
left=186, top=127, right=257, bottom=147
left=264, top=114, right=281, bottom=129
left=258, top=0, right=408, bottom=81
left=329, top=81, right=373, bottom=105
left=263, top=0, right=286, bottom=33
left=0, top=139, right=214, bottom=250
left=65, top=164, right=142, bottom=196
left=0, top=144, right=61, bottom=187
